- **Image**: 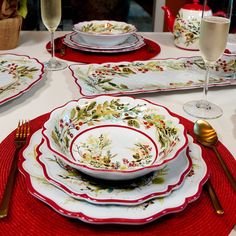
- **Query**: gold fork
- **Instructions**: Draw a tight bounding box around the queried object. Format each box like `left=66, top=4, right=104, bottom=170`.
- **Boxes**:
left=0, top=120, right=30, bottom=219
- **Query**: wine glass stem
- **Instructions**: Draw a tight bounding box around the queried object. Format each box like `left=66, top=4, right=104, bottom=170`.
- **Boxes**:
left=50, top=31, right=55, bottom=63
left=203, top=63, right=210, bottom=102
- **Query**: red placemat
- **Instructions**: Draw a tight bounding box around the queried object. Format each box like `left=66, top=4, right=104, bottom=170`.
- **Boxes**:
left=0, top=113, right=235, bottom=236
left=46, top=36, right=161, bottom=64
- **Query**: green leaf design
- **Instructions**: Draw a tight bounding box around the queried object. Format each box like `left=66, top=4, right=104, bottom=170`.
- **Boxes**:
left=108, top=82, right=118, bottom=87
left=98, top=79, right=112, bottom=84
left=86, top=101, right=97, bottom=111
left=119, top=84, right=129, bottom=89
left=102, top=86, right=116, bottom=91
left=51, top=131, right=60, bottom=146
left=70, top=108, right=76, bottom=120
left=65, top=136, right=70, bottom=149
left=77, top=109, right=85, bottom=119
left=127, top=119, right=140, bottom=128
left=152, top=177, right=164, bottom=184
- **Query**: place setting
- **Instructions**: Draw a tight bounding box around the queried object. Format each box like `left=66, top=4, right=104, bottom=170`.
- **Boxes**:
left=45, top=20, right=161, bottom=64
left=0, top=94, right=235, bottom=235
left=18, top=95, right=210, bottom=224
left=0, top=0, right=236, bottom=235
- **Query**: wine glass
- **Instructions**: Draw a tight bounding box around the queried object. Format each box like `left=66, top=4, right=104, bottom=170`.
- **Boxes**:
left=183, top=0, right=233, bottom=119
left=40, top=0, right=67, bottom=71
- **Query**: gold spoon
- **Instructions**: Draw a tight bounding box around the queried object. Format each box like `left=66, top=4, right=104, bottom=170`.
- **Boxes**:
left=194, top=120, right=236, bottom=191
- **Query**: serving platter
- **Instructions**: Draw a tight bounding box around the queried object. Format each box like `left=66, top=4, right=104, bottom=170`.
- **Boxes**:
left=69, top=56, right=236, bottom=96
left=19, top=130, right=208, bottom=225
left=0, top=54, right=44, bottom=105
left=42, top=96, right=188, bottom=180
left=37, top=134, right=192, bottom=205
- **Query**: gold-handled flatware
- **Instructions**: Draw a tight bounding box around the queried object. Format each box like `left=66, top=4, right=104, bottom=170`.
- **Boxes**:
left=205, top=180, right=224, bottom=215
left=194, top=119, right=236, bottom=191
left=0, top=120, right=30, bottom=219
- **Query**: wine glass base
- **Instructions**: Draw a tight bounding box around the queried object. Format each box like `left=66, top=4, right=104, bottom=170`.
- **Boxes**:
left=183, top=100, right=223, bottom=119
left=44, top=60, right=67, bottom=71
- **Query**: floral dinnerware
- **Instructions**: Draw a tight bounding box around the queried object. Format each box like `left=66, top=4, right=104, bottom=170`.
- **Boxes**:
left=42, top=96, right=188, bottom=180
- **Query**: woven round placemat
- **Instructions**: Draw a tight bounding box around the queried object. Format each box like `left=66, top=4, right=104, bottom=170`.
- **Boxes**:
left=0, top=112, right=235, bottom=236
left=46, top=36, right=161, bottom=63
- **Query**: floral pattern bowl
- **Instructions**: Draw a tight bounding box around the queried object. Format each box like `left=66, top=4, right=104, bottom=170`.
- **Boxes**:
left=73, top=20, right=137, bottom=47
left=42, top=96, right=188, bottom=181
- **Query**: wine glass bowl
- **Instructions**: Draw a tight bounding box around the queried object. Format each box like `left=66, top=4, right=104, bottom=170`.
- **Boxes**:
left=183, top=0, right=233, bottom=119
left=40, top=0, right=67, bottom=71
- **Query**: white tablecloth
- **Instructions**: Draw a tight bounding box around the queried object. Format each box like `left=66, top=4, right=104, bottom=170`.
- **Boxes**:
left=0, top=31, right=235, bottom=235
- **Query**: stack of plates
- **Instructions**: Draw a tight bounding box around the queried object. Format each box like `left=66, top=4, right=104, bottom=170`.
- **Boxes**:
left=62, top=20, right=146, bottom=53
left=19, top=95, right=209, bottom=225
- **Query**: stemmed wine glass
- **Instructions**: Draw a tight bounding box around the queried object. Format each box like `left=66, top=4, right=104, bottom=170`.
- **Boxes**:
left=40, top=0, right=67, bottom=71
left=183, top=0, right=233, bottom=119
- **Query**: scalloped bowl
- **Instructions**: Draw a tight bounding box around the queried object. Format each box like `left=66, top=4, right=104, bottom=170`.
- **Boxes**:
left=73, top=20, right=137, bottom=47
left=42, top=96, right=188, bottom=181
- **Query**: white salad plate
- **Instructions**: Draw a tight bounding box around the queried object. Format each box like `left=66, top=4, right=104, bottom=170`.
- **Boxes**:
left=69, top=56, right=236, bottom=96
left=19, top=130, right=209, bottom=225
left=69, top=32, right=140, bottom=50
left=73, top=20, right=137, bottom=47
left=37, top=134, right=192, bottom=205
left=0, top=54, right=44, bottom=105
left=42, top=96, right=188, bottom=181
left=63, top=33, right=145, bottom=54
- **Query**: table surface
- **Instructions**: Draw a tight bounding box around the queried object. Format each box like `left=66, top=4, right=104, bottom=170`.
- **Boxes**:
left=0, top=31, right=235, bottom=235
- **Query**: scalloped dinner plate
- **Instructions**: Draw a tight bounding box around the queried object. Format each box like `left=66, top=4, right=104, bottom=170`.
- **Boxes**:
left=37, top=133, right=192, bottom=205
left=0, top=54, right=44, bottom=105
left=19, top=130, right=209, bottom=225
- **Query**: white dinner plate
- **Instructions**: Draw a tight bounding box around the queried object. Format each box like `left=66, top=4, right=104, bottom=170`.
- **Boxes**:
left=19, top=130, right=209, bottom=225
left=37, top=134, right=192, bottom=205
